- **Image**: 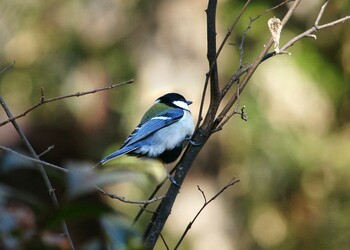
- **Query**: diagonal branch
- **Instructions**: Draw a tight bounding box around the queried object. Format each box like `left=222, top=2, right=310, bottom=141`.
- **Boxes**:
left=174, top=178, right=240, bottom=249
left=197, top=0, right=252, bottom=131
left=265, top=0, right=349, bottom=59
left=0, top=97, right=75, bottom=249
left=0, top=145, right=68, bottom=173
left=0, top=145, right=164, bottom=205
left=141, top=0, right=349, bottom=248
left=0, top=79, right=134, bottom=127
left=0, top=61, right=16, bottom=75
left=96, top=186, right=164, bottom=205
left=203, top=0, right=221, bottom=127
left=143, top=1, right=304, bottom=248
left=133, top=175, right=169, bottom=224
left=315, top=0, right=328, bottom=26
left=222, top=0, right=293, bottom=98
left=214, top=0, right=302, bottom=130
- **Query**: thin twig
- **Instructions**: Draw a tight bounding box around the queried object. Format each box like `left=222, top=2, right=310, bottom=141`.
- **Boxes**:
left=0, top=61, right=16, bottom=75
left=0, top=145, right=164, bottom=205
left=139, top=206, right=156, bottom=215
left=315, top=0, right=328, bottom=26
left=237, top=18, right=251, bottom=69
left=132, top=161, right=182, bottom=225
left=0, top=79, right=134, bottom=127
left=196, top=0, right=252, bottom=131
left=0, top=145, right=68, bottom=173
left=279, top=17, right=350, bottom=52
left=133, top=175, right=168, bottom=224
left=174, top=178, right=240, bottom=249
left=264, top=1, right=349, bottom=59
left=214, top=0, right=302, bottom=130
left=0, top=97, right=75, bottom=249
left=217, top=0, right=350, bottom=130
left=160, top=233, right=170, bottom=250
left=38, top=145, right=55, bottom=157
left=142, top=0, right=350, bottom=247
left=222, top=0, right=294, bottom=98
left=96, top=186, right=164, bottom=205
left=213, top=105, right=248, bottom=133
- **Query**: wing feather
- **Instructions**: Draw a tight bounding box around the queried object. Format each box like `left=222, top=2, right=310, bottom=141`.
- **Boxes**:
left=100, top=145, right=139, bottom=164
left=122, top=108, right=184, bottom=146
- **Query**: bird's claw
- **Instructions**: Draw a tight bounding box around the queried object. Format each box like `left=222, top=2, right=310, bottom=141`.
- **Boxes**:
left=169, top=176, right=180, bottom=187
left=188, top=139, right=201, bottom=146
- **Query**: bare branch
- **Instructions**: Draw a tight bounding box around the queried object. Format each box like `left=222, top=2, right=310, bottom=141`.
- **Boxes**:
left=133, top=173, right=170, bottom=224
left=222, top=0, right=293, bottom=99
left=143, top=1, right=305, bottom=248
left=160, top=233, right=170, bottom=250
left=0, top=61, right=15, bottom=75
left=0, top=145, right=68, bottom=173
left=279, top=16, right=350, bottom=53
left=213, top=105, right=248, bottom=133
left=0, top=79, right=134, bottom=127
left=215, top=0, right=302, bottom=130
left=197, top=185, right=207, bottom=203
left=315, top=0, right=328, bottom=26
left=139, top=0, right=349, bottom=247
left=174, top=178, right=240, bottom=249
left=196, top=0, right=252, bottom=130
left=96, top=186, right=164, bottom=205
left=268, top=1, right=350, bottom=57
left=204, top=0, right=221, bottom=127
left=0, top=145, right=164, bottom=205
left=0, top=97, right=75, bottom=249
left=38, top=145, right=55, bottom=157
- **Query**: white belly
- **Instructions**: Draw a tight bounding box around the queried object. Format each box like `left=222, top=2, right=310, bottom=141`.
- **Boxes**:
left=135, top=110, right=194, bottom=158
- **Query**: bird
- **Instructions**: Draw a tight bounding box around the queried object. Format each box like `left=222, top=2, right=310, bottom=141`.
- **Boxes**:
left=98, top=93, right=195, bottom=183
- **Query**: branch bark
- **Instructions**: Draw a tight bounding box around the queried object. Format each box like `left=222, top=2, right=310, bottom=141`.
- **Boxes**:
left=143, top=1, right=304, bottom=248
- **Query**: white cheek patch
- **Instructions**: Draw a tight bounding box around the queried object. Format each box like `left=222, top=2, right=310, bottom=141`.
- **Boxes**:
left=173, top=100, right=190, bottom=111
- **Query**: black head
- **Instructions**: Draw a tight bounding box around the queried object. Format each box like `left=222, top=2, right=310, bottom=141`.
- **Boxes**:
left=155, top=93, right=192, bottom=109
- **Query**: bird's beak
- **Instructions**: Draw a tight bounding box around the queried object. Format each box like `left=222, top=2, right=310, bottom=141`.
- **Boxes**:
left=186, top=100, right=192, bottom=105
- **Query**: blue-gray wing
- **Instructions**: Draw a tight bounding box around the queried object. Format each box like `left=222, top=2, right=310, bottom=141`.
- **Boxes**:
left=122, top=108, right=184, bottom=146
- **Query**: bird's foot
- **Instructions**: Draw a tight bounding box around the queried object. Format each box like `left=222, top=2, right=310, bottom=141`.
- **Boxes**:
left=188, top=138, right=201, bottom=146
left=168, top=175, right=180, bottom=187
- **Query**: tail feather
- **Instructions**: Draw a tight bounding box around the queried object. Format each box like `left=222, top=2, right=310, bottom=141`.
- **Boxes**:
left=100, top=146, right=137, bottom=165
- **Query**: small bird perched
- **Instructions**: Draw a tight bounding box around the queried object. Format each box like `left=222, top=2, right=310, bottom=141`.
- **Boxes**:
left=98, top=93, right=195, bottom=182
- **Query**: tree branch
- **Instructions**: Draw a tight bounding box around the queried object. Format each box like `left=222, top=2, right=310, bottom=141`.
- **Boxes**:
left=222, top=0, right=293, bottom=98
left=196, top=0, right=252, bottom=130
left=0, top=145, right=164, bottom=205
left=0, top=61, right=16, bottom=75
left=214, top=0, right=302, bottom=130
left=0, top=79, right=134, bottom=127
left=96, top=186, right=164, bottom=205
left=174, top=178, right=240, bottom=249
left=0, top=145, right=68, bottom=173
left=143, top=1, right=304, bottom=248
left=133, top=175, right=169, bottom=224
left=265, top=0, right=349, bottom=59
left=0, top=97, right=75, bottom=249
left=203, top=0, right=221, bottom=128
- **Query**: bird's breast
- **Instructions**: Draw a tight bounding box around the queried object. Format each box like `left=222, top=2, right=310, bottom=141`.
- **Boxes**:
left=135, top=110, right=194, bottom=158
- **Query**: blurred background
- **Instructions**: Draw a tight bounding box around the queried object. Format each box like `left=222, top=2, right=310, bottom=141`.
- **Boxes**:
left=0, top=0, right=349, bottom=249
